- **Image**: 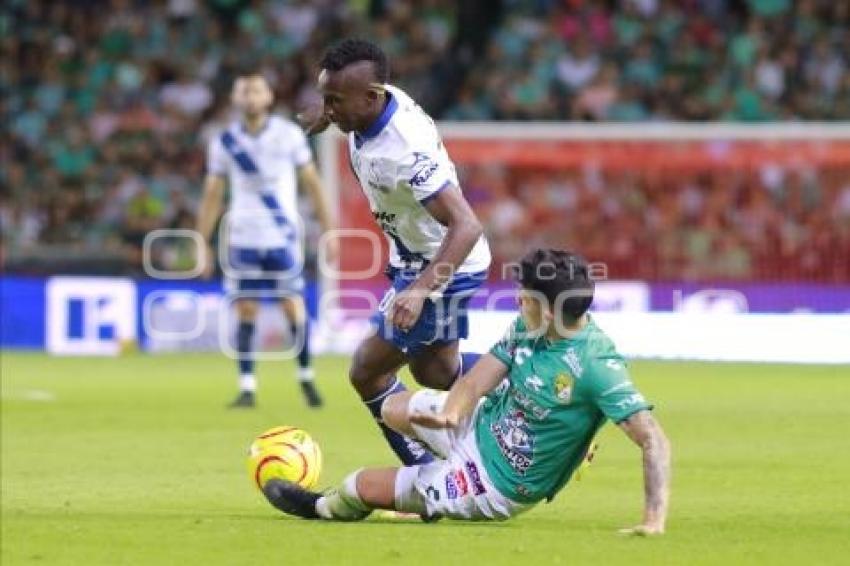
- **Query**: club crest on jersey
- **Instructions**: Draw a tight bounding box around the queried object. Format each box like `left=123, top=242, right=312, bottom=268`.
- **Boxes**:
left=554, top=372, right=574, bottom=403
left=409, top=152, right=439, bottom=187
left=490, top=410, right=534, bottom=475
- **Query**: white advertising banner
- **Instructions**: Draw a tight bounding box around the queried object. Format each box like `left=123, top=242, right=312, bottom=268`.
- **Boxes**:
left=46, top=277, right=137, bottom=356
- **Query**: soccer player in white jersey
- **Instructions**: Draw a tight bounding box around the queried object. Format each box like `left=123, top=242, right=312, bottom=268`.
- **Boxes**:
left=197, top=72, right=336, bottom=409
left=299, top=39, right=491, bottom=466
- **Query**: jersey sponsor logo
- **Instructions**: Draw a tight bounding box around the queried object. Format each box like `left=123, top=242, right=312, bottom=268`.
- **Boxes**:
left=606, top=359, right=625, bottom=371
left=409, top=152, right=439, bottom=187
left=372, top=211, right=421, bottom=264
left=490, top=410, right=535, bottom=475
left=373, top=210, right=397, bottom=226
left=445, top=474, right=457, bottom=499
left=554, top=372, right=574, bottom=404
left=524, top=374, right=544, bottom=392
left=493, top=378, right=510, bottom=396
left=406, top=437, right=429, bottom=461
left=563, top=347, right=584, bottom=378
left=445, top=469, right=469, bottom=500
left=464, top=462, right=487, bottom=495
left=516, top=485, right=532, bottom=498
left=514, top=346, right=533, bottom=366
left=511, top=388, right=551, bottom=420
left=367, top=160, right=392, bottom=192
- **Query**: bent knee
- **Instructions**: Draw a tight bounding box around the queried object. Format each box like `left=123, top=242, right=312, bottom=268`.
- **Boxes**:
left=409, top=357, right=458, bottom=390
left=381, top=391, right=415, bottom=433
left=348, top=357, right=395, bottom=400
left=347, top=356, right=372, bottom=389
left=280, top=296, right=305, bottom=322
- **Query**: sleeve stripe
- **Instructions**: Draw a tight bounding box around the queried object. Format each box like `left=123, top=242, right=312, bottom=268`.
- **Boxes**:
left=418, top=179, right=452, bottom=205
left=614, top=404, right=654, bottom=424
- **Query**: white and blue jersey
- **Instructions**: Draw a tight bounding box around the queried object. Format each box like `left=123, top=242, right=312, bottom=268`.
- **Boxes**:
left=207, top=115, right=311, bottom=291
left=349, top=85, right=491, bottom=274
left=349, top=85, right=491, bottom=353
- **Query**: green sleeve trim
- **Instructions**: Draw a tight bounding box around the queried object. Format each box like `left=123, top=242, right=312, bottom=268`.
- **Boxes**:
left=489, top=346, right=512, bottom=367
left=613, top=404, right=654, bottom=424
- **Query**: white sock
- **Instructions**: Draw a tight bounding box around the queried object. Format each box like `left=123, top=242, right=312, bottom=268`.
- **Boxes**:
left=297, top=367, right=315, bottom=383
left=315, top=470, right=372, bottom=521
left=239, top=374, right=257, bottom=393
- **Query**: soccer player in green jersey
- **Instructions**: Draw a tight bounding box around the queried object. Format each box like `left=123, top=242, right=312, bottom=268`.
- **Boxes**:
left=263, top=249, right=671, bottom=534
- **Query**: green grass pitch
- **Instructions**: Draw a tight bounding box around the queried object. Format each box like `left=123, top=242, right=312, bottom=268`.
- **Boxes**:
left=2, top=352, right=849, bottom=565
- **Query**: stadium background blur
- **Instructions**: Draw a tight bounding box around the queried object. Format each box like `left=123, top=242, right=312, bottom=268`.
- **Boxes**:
left=3, top=0, right=850, bottom=283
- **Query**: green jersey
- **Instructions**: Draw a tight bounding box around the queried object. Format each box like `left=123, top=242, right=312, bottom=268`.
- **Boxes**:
left=475, top=316, right=652, bottom=504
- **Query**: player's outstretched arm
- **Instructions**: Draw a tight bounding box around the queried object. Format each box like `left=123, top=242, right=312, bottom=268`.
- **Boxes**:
left=195, top=174, right=226, bottom=278
left=410, top=353, right=508, bottom=429
left=617, top=410, right=671, bottom=536
left=297, top=162, right=338, bottom=264
left=390, top=185, right=484, bottom=330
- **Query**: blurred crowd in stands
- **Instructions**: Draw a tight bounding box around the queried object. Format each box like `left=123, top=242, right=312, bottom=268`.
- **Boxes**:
left=1, top=0, right=848, bottom=281
left=463, top=162, right=850, bottom=283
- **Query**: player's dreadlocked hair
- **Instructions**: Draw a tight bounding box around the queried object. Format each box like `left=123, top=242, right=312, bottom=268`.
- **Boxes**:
left=516, top=249, right=595, bottom=322
left=320, top=38, right=390, bottom=83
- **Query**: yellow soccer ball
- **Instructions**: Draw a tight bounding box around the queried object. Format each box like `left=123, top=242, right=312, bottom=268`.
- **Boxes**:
left=247, top=426, right=322, bottom=491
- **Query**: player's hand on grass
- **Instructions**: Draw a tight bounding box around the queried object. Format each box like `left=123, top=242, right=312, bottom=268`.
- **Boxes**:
left=410, top=410, right=458, bottom=430
left=618, top=523, right=665, bottom=537
left=389, top=288, right=426, bottom=331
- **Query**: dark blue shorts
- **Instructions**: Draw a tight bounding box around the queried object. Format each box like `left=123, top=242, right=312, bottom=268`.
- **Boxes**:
left=227, top=247, right=304, bottom=293
left=370, top=267, right=487, bottom=356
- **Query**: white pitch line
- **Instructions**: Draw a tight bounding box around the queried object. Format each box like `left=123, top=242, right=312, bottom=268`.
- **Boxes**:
left=1, top=389, right=57, bottom=402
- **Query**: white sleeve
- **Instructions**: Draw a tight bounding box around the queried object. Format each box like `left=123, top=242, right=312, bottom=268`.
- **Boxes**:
left=291, top=127, right=313, bottom=167
left=206, top=136, right=228, bottom=177
left=396, top=149, right=454, bottom=204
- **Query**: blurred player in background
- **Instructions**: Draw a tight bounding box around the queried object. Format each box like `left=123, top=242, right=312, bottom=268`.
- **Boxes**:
left=262, top=249, right=671, bottom=533
left=197, top=72, right=337, bottom=409
left=299, top=39, right=491, bottom=466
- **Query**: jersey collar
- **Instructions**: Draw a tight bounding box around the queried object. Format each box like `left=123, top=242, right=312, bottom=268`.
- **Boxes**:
left=240, top=116, right=271, bottom=138
left=544, top=315, right=595, bottom=349
left=354, top=93, right=398, bottom=148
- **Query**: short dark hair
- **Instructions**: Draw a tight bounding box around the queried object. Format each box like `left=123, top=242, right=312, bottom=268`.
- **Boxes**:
left=516, top=249, right=594, bottom=321
left=320, top=38, right=389, bottom=83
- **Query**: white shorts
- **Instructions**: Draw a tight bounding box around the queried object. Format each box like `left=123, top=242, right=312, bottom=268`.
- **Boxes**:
left=394, top=390, right=532, bottom=521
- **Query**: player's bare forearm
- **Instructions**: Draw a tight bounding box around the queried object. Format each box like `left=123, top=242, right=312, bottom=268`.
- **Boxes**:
left=640, top=424, right=670, bottom=528
left=412, top=354, right=507, bottom=429
left=618, top=410, right=671, bottom=534
left=196, top=175, right=226, bottom=242
left=388, top=184, right=482, bottom=330
left=414, top=184, right=483, bottom=293
left=444, top=354, right=507, bottom=419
